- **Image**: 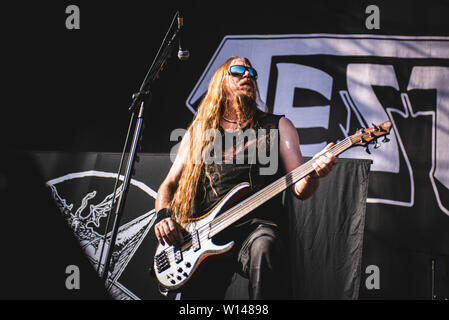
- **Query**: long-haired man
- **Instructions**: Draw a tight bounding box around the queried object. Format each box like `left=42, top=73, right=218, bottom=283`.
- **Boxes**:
left=153, top=56, right=337, bottom=299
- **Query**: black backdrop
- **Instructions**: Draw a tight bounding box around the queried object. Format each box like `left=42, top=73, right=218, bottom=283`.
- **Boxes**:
left=4, top=0, right=449, bottom=153
left=6, top=152, right=368, bottom=300
left=3, top=0, right=449, bottom=300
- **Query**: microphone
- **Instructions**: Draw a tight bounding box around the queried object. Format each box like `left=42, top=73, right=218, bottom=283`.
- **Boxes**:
left=177, top=13, right=190, bottom=61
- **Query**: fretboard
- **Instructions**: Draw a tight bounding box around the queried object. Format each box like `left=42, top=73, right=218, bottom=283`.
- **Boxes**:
left=208, top=137, right=354, bottom=237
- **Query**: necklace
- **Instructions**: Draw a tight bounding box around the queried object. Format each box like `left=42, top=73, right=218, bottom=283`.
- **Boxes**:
left=222, top=116, right=246, bottom=124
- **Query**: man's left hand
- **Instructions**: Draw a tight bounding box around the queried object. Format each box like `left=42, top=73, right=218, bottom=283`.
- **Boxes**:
left=311, top=143, right=338, bottom=178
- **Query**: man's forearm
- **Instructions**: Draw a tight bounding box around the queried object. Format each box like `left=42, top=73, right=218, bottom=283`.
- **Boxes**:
left=155, top=183, right=176, bottom=212
left=293, top=175, right=319, bottom=200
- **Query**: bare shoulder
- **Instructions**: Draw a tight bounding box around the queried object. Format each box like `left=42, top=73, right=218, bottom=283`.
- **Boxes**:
left=279, top=116, right=299, bottom=140
left=278, top=116, right=303, bottom=171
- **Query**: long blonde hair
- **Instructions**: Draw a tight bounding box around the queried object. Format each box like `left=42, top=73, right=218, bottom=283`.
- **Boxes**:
left=168, top=56, right=258, bottom=225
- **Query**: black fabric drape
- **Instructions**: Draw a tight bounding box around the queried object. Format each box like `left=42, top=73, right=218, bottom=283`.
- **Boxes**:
left=285, top=158, right=372, bottom=299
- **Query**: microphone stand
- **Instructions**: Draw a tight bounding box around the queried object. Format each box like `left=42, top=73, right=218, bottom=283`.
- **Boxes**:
left=98, top=11, right=183, bottom=287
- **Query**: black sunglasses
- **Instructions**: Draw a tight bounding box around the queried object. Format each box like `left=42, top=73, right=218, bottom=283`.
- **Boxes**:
left=228, top=65, right=258, bottom=80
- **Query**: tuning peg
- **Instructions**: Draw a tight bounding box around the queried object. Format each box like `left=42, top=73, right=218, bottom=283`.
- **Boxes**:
left=382, top=135, right=390, bottom=143
left=365, top=146, right=371, bottom=154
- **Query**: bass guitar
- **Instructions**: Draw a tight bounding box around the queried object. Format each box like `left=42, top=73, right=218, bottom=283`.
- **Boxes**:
left=153, top=121, right=392, bottom=293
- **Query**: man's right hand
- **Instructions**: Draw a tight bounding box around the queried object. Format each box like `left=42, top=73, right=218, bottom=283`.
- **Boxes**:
left=154, top=217, right=184, bottom=246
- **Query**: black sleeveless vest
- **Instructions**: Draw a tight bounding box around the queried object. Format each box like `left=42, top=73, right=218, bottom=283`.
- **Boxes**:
left=191, top=110, right=285, bottom=231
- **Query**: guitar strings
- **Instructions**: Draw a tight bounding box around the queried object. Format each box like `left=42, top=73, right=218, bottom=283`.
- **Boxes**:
left=205, top=139, right=356, bottom=242
left=158, top=138, right=354, bottom=265
left=208, top=138, right=352, bottom=235
left=159, top=126, right=388, bottom=271
left=159, top=137, right=354, bottom=265
left=158, top=137, right=354, bottom=264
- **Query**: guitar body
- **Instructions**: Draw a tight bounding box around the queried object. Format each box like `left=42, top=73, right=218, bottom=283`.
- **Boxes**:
left=153, top=182, right=252, bottom=292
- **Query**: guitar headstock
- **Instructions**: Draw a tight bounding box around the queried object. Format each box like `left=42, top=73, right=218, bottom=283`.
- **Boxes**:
left=350, top=121, right=392, bottom=153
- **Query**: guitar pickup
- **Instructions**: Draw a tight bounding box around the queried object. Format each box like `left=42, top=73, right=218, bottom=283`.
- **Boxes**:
left=191, top=230, right=201, bottom=252
left=155, top=251, right=170, bottom=273
left=174, top=246, right=183, bottom=263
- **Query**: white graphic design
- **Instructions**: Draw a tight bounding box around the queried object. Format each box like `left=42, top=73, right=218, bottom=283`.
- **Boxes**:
left=46, top=170, right=157, bottom=300
left=273, top=63, right=332, bottom=155
left=407, top=67, right=449, bottom=215
left=186, top=34, right=449, bottom=216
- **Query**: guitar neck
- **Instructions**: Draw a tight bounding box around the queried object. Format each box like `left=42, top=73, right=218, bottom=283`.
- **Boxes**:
left=208, top=137, right=354, bottom=237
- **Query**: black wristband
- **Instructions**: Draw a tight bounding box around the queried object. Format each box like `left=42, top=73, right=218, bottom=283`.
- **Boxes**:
left=154, top=208, right=170, bottom=225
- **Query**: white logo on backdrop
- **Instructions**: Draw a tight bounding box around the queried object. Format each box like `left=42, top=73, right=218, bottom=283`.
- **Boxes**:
left=186, top=34, right=449, bottom=215
left=47, top=170, right=157, bottom=300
